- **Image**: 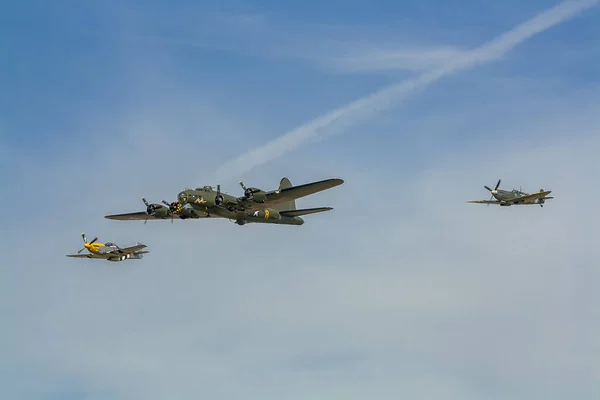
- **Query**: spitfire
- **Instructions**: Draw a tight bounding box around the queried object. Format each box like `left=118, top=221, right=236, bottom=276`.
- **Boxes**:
left=66, top=233, right=148, bottom=262
left=467, top=179, right=553, bottom=207
left=105, top=177, right=344, bottom=226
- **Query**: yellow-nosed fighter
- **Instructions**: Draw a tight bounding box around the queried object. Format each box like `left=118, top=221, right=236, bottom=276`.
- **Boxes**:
left=66, top=233, right=148, bottom=262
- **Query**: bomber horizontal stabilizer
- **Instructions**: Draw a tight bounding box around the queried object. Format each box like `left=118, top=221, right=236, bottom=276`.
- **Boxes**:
left=279, top=207, right=333, bottom=217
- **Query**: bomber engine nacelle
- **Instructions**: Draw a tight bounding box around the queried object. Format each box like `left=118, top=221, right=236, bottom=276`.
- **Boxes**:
left=142, top=197, right=171, bottom=218
left=162, top=200, right=201, bottom=219
left=252, top=208, right=280, bottom=220
left=248, top=189, right=266, bottom=202
left=535, top=198, right=545, bottom=204
left=151, top=206, right=170, bottom=218
left=239, top=181, right=267, bottom=203
left=175, top=203, right=201, bottom=219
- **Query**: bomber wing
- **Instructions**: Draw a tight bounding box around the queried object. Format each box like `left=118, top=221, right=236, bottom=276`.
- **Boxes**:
left=263, top=178, right=343, bottom=206
left=105, top=211, right=209, bottom=221
left=105, top=212, right=161, bottom=221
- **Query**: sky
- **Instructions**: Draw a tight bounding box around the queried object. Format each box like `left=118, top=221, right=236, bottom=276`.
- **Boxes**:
left=1, top=0, right=599, bottom=399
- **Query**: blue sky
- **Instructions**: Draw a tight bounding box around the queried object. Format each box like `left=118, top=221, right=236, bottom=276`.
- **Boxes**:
left=1, top=1, right=599, bottom=399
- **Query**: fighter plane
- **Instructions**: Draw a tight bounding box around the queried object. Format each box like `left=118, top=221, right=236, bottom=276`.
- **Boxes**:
left=467, top=179, right=553, bottom=207
left=105, top=177, right=344, bottom=226
left=66, top=233, right=148, bottom=261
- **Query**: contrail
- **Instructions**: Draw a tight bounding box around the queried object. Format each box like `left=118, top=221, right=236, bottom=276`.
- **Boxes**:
left=214, top=0, right=598, bottom=180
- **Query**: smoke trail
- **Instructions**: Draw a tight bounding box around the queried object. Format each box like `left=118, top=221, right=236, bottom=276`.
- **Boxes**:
left=214, top=0, right=599, bottom=179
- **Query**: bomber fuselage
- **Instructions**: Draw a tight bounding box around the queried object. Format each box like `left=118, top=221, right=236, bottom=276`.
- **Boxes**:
left=173, top=186, right=301, bottom=225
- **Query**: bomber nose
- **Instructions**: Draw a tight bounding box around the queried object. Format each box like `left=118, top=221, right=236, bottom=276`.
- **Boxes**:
left=178, top=192, right=187, bottom=202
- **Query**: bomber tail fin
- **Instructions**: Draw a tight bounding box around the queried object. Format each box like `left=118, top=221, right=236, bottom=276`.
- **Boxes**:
left=271, top=177, right=296, bottom=212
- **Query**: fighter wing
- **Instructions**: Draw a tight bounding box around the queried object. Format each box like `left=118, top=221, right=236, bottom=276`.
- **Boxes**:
left=263, top=179, right=344, bottom=206
left=66, top=253, right=106, bottom=259
left=505, top=190, right=552, bottom=205
left=110, top=244, right=147, bottom=255
left=467, top=200, right=501, bottom=205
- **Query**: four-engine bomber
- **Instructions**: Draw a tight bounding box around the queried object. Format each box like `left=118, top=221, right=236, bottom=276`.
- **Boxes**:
left=105, top=177, right=344, bottom=226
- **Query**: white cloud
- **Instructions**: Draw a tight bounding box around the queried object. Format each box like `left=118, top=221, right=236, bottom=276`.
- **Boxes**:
left=213, top=0, right=600, bottom=180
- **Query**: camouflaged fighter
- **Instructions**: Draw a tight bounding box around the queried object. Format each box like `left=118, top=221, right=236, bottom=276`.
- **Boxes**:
left=468, top=179, right=553, bottom=207
left=66, top=233, right=148, bottom=262
left=105, top=177, right=344, bottom=226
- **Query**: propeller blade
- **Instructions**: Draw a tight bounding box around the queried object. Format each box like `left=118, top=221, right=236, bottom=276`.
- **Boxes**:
left=81, top=232, right=87, bottom=242
left=494, top=179, right=501, bottom=190
left=142, top=197, right=149, bottom=207
left=239, top=181, right=247, bottom=191
left=77, top=247, right=85, bottom=254
left=89, top=237, right=98, bottom=245
left=484, top=186, right=492, bottom=192
left=214, top=184, right=224, bottom=207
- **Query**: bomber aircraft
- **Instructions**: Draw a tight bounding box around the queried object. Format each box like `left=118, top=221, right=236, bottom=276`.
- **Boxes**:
left=105, top=177, right=344, bottom=226
left=467, top=179, right=553, bottom=207
left=66, top=233, right=148, bottom=261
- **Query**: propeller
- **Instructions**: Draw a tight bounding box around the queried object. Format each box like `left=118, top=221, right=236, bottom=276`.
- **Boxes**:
left=142, top=197, right=154, bottom=224
left=78, top=232, right=97, bottom=253
left=215, top=184, right=224, bottom=206
left=161, top=200, right=175, bottom=223
left=239, top=181, right=259, bottom=199
left=142, top=197, right=159, bottom=215
left=484, top=179, right=501, bottom=205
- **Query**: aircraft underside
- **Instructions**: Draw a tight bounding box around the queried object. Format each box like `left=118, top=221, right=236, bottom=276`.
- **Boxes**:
left=190, top=205, right=305, bottom=225
left=232, top=215, right=304, bottom=225
left=106, top=253, right=145, bottom=261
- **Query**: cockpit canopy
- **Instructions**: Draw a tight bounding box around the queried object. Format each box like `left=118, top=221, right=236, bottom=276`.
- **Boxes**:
left=105, top=242, right=117, bottom=247
left=192, top=186, right=213, bottom=192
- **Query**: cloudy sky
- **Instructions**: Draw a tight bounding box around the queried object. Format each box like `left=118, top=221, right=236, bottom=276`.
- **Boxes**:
left=1, top=0, right=599, bottom=398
